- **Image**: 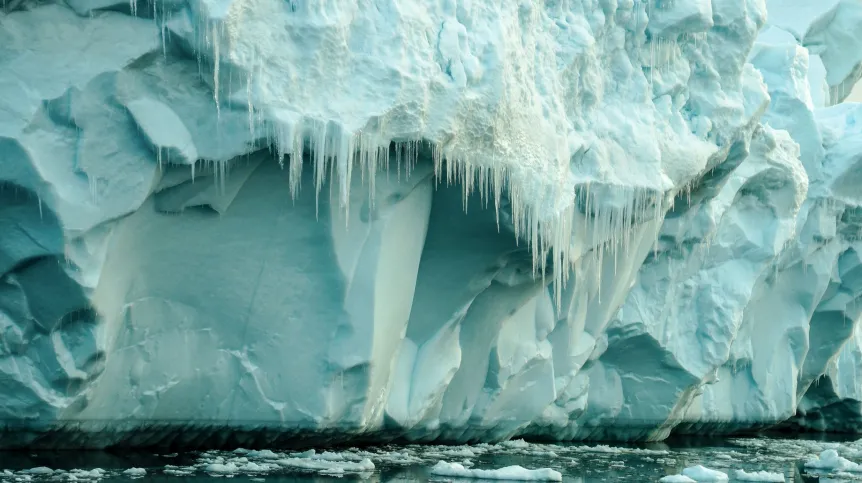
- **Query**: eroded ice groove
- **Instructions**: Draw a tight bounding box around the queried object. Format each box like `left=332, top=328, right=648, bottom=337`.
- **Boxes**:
left=3, top=0, right=862, bottom=448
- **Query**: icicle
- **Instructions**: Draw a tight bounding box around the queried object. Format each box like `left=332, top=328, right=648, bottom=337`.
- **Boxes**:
left=247, top=68, right=255, bottom=141
left=336, top=132, right=353, bottom=215
left=160, top=0, right=168, bottom=58
left=312, top=122, right=327, bottom=218
left=493, top=164, right=503, bottom=231
left=290, top=127, right=304, bottom=198
left=212, top=22, right=221, bottom=118
left=431, top=143, right=442, bottom=190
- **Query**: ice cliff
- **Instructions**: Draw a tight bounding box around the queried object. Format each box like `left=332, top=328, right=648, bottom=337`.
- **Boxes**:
left=1, top=0, right=862, bottom=448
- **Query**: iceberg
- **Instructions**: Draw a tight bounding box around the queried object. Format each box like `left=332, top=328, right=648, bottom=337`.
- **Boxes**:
left=1, top=0, right=862, bottom=448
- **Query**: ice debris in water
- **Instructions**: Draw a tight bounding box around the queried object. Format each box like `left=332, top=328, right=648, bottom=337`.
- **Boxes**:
left=121, top=468, right=145, bottom=478
left=198, top=449, right=374, bottom=476
left=681, top=465, right=729, bottom=482
left=21, top=470, right=51, bottom=476
left=242, top=449, right=280, bottom=459
left=805, top=449, right=862, bottom=473
left=570, top=444, right=669, bottom=455
left=734, top=469, right=786, bottom=482
left=162, top=465, right=195, bottom=476
left=203, top=463, right=239, bottom=474
left=429, top=461, right=563, bottom=481
left=275, top=457, right=375, bottom=475
left=12, top=438, right=862, bottom=482
left=660, top=476, right=698, bottom=483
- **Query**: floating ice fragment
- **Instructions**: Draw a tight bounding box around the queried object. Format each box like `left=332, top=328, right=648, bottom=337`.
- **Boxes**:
left=275, top=457, right=374, bottom=474
left=805, top=449, right=862, bottom=472
left=122, top=468, right=146, bottom=477
left=660, top=475, right=697, bottom=483
left=238, top=463, right=271, bottom=473
left=429, top=461, right=562, bottom=481
left=437, top=447, right=478, bottom=458
left=734, top=469, right=785, bottom=482
left=246, top=450, right=280, bottom=460
left=22, top=469, right=52, bottom=475
left=681, top=465, right=728, bottom=481
left=204, top=463, right=238, bottom=474
left=69, top=468, right=105, bottom=479
left=499, top=439, right=532, bottom=449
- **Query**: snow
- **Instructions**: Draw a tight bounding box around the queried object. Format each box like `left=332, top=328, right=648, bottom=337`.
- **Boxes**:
left=429, top=461, right=562, bottom=481
left=2, top=0, right=862, bottom=450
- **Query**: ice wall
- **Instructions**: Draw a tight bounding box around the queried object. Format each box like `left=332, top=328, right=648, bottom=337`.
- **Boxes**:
left=1, top=0, right=862, bottom=448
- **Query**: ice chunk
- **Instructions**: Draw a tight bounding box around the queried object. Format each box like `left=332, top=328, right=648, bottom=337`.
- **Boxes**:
left=203, top=463, right=238, bottom=474
left=805, top=449, right=862, bottom=472
left=246, top=450, right=280, bottom=460
left=734, top=469, right=785, bottom=482
left=22, top=469, right=52, bottom=476
left=660, top=476, right=698, bottom=483
left=681, top=465, right=728, bottom=482
left=429, top=461, right=562, bottom=481
left=238, top=462, right=271, bottom=473
left=275, top=457, right=374, bottom=474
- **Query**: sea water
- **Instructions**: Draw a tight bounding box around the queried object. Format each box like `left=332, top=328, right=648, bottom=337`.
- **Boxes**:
left=1, top=435, right=856, bottom=482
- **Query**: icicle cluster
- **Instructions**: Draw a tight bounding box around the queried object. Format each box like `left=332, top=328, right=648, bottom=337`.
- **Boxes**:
left=264, top=115, right=586, bottom=297
left=123, top=0, right=708, bottom=300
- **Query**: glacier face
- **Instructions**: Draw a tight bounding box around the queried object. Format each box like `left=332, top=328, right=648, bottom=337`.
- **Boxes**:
left=1, top=0, right=862, bottom=448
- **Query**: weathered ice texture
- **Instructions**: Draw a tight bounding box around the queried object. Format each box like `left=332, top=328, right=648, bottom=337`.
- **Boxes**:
left=1, top=0, right=862, bottom=448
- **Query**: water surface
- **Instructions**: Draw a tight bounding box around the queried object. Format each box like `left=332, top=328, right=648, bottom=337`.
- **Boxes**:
left=2, top=435, right=858, bottom=482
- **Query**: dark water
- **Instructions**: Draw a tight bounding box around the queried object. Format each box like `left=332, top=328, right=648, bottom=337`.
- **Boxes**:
left=1, top=436, right=858, bottom=482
